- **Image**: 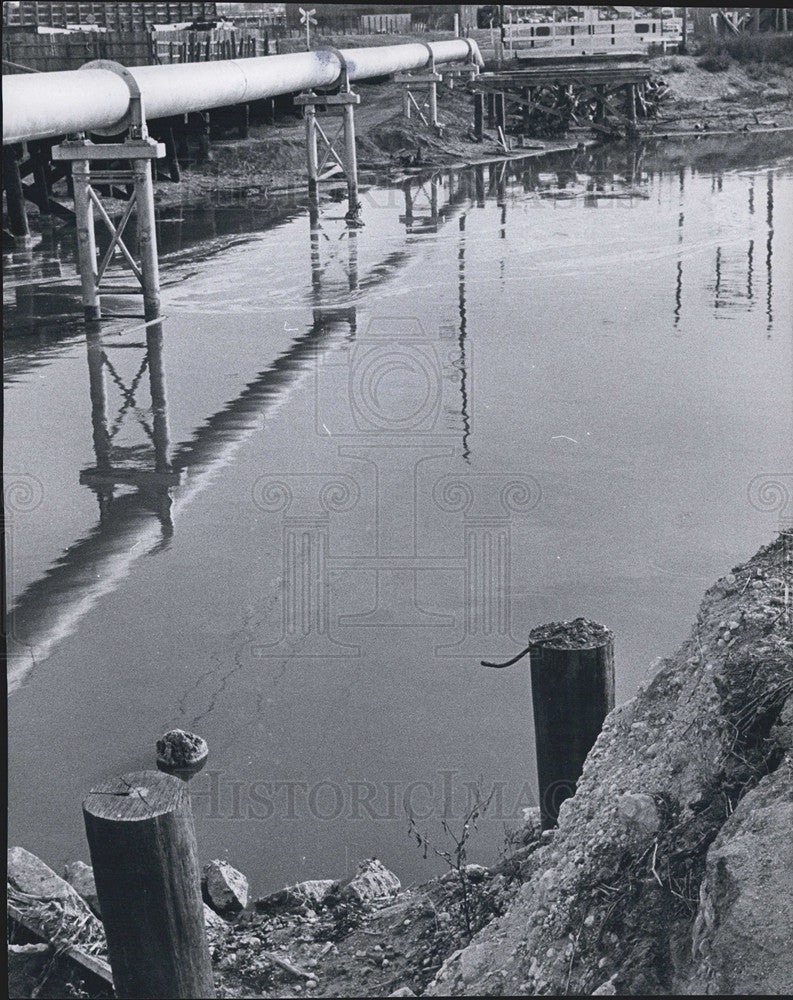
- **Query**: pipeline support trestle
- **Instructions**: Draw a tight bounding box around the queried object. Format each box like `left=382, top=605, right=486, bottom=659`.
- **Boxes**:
left=295, top=51, right=362, bottom=224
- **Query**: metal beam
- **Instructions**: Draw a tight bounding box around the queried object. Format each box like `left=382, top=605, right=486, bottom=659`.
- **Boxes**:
left=3, top=40, right=483, bottom=145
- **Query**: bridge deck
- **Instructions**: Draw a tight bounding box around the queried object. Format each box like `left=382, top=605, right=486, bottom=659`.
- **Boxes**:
left=475, top=61, right=653, bottom=92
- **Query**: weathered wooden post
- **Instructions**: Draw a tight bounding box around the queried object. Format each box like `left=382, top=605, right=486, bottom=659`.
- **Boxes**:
left=238, top=102, right=250, bottom=139
left=2, top=146, right=31, bottom=242
left=529, top=619, right=614, bottom=829
left=627, top=83, right=638, bottom=130
left=495, top=92, right=506, bottom=130
left=522, top=87, right=532, bottom=132
left=164, top=125, right=181, bottom=182
left=474, top=91, right=484, bottom=141
left=402, top=83, right=412, bottom=119
left=595, top=86, right=607, bottom=127
left=486, top=91, right=496, bottom=127
left=83, top=770, right=215, bottom=999
left=29, top=141, right=52, bottom=218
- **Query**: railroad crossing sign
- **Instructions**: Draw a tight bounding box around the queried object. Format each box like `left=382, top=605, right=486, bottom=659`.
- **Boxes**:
left=299, top=7, right=317, bottom=50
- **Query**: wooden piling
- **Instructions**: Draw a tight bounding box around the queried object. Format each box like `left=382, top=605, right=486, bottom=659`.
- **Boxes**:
left=238, top=103, right=250, bottom=140
left=486, top=91, right=495, bottom=127
left=402, top=85, right=411, bottom=119
left=29, top=141, right=52, bottom=217
left=474, top=91, right=484, bottom=141
left=83, top=770, right=215, bottom=999
left=164, top=126, right=181, bottom=182
left=3, top=146, right=31, bottom=240
left=522, top=87, right=532, bottom=132
left=627, top=83, right=637, bottom=129
left=428, top=80, right=438, bottom=128
left=529, top=619, right=614, bottom=829
left=495, top=92, right=506, bottom=130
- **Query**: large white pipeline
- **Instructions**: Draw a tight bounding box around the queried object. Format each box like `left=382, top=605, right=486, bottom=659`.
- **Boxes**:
left=2, top=39, right=482, bottom=144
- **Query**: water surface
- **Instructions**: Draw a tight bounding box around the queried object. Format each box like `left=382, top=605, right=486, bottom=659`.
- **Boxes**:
left=5, top=135, right=793, bottom=893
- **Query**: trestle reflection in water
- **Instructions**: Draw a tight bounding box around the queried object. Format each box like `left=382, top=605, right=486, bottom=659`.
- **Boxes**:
left=5, top=136, right=793, bottom=893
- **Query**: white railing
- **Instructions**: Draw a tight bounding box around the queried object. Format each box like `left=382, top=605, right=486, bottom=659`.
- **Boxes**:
left=503, top=19, right=682, bottom=59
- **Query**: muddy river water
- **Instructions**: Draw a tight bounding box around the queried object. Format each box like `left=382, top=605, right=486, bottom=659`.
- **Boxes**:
left=5, top=135, right=792, bottom=893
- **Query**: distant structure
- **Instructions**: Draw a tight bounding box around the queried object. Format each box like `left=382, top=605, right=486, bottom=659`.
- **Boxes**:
left=2, top=2, right=219, bottom=30
left=283, top=4, right=468, bottom=34
left=215, top=2, right=286, bottom=26
left=690, top=7, right=792, bottom=35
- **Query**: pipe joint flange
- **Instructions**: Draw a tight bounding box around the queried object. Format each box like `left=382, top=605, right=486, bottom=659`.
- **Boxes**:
left=80, top=59, right=147, bottom=138
left=313, top=46, right=349, bottom=93
left=419, top=41, right=436, bottom=74
left=463, top=38, right=481, bottom=73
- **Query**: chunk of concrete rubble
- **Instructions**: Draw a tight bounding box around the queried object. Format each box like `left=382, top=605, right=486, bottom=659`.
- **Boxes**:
left=388, top=988, right=417, bottom=997
left=9, top=847, right=94, bottom=919
left=8, top=944, right=52, bottom=998
left=63, top=861, right=101, bottom=918
left=203, top=903, right=228, bottom=942
left=330, top=859, right=401, bottom=906
left=256, top=878, right=338, bottom=914
left=616, top=792, right=660, bottom=834
left=156, top=728, right=208, bottom=769
left=202, top=859, right=249, bottom=915
left=440, top=863, right=488, bottom=884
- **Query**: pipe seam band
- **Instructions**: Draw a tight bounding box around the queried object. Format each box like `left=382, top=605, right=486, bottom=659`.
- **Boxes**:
left=80, top=59, right=144, bottom=136
left=313, top=46, right=348, bottom=92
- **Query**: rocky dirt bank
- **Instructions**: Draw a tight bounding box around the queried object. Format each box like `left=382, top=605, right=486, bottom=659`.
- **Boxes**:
left=9, top=532, right=791, bottom=998
left=427, top=531, right=793, bottom=997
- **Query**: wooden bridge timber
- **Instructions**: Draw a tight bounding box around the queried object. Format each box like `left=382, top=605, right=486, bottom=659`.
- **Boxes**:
left=471, top=59, right=657, bottom=141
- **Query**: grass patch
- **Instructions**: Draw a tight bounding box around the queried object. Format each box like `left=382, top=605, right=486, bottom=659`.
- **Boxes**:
left=697, top=46, right=731, bottom=73
left=697, top=34, right=793, bottom=70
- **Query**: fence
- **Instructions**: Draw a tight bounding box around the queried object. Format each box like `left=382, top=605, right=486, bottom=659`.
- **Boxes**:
left=2, top=26, right=271, bottom=72
left=2, top=2, right=218, bottom=30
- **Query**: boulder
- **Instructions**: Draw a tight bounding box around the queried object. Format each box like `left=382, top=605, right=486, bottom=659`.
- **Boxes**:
left=331, top=859, right=401, bottom=907
left=686, top=764, right=793, bottom=995
left=63, top=861, right=101, bottom=918
left=202, top=859, right=249, bottom=915
left=256, top=878, right=338, bottom=914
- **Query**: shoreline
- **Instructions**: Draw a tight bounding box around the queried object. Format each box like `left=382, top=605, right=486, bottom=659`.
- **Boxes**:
left=6, top=45, right=793, bottom=1000
left=9, top=531, right=792, bottom=998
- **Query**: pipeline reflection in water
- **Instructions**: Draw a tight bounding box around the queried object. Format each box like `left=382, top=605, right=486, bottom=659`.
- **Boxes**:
left=6, top=137, right=788, bottom=693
